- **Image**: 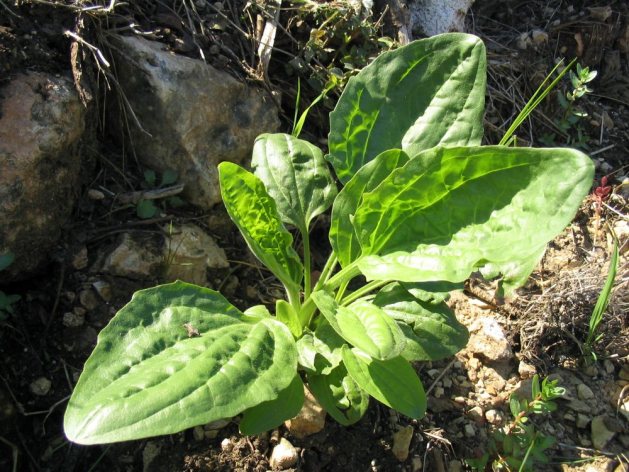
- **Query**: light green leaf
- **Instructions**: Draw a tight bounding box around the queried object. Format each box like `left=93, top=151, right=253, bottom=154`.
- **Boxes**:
left=330, top=149, right=409, bottom=267
left=336, top=300, right=406, bottom=361
left=296, top=321, right=345, bottom=374
left=243, top=304, right=272, bottom=319
left=276, top=299, right=302, bottom=338
left=354, top=146, right=594, bottom=292
left=308, top=364, right=369, bottom=426
left=239, top=374, right=305, bottom=435
left=328, top=33, right=486, bottom=183
left=372, top=283, right=468, bottom=361
left=252, top=133, right=337, bottom=234
left=310, top=289, right=343, bottom=334
left=64, top=281, right=297, bottom=445
left=341, top=346, right=426, bottom=419
left=219, top=162, right=303, bottom=289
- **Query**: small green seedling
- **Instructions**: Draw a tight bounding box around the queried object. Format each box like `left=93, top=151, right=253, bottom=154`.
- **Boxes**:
left=0, top=252, right=20, bottom=320
left=136, top=169, right=184, bottom=219
left=64, top=34, right=593, bottom=445
left=468, top=375, right=566, bottom=471
left=583, top=239, right=619, bottom=362
left=541, top=62, right=597, bottom=148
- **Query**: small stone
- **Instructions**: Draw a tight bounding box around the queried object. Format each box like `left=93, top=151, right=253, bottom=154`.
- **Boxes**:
left=577, top=383, right=595, bottom=400
left=205, top=419, right=230, bottom=430
left=62, top=311, right=84, bottom=327
left=71, top=246, right=88, bottom=270
left=193, top=426, right=205, bottom=441
left=467, top=317, right=513, bottom=363
left=434, top=386, right=445, bottom=398
left=603, top=416, right=624, bottom=433
left=442, top=377, right=452, bottom=388
left=531, top=29, right=549, bottom=45
left=449, top=459, right=463, bottom=472
left=392, top=425, right=414, bottom=461
left=427, top=369, right=440, bottom=378
left=564, top=412, right=576, bottom=422
left=285, top=387, right=326, bottom=438
left=619, top=365, right=629, bottom=381
left=516, top=32, right=532, bottom=50
left=30, top=377, right=51, bottom=396
left=604, top=360, right=615, bottom=374
left=518, top=361, right=536, bottom=378
left=92, top=281, right=112, bottom=302
left=485, top=409, right=504, bottom=425
left=411, top=456, right=423, bottom=472
left=576, top=414, right=590, bottom=429
left=79, top=289, right=99, bottom=311
left=467, top=406, right=484, bottom=423
left=87, top=188, right=105, bottom=200
left=454, top=396, right=466, bottom=404
left=583, top=365, right=599, bottom=377
left=204, top=429, right=218, bottom=439
left=568, top=399, right=590, bottom=413
left=269, top=438, right=298, bottom=470
left=591, top=415, right=616, bottom=449
left=221, top=438, right=233, bottom=452
left=464, top=423, right=476, bottom=438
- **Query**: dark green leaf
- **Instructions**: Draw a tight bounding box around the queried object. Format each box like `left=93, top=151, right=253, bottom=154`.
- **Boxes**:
left=160, top=169, right=178, bottom=187
left=64, top=282, right=298, bottom=445
left=252, top=133, right=337, bottom=234
left=328, top=33, right=486, bottom=183
left=136, top=199, right=158, bottom=219
left=341, top=346, right=426, bottom=419
left=0, top=252, right=15, bottom=272
left=239, top=374, right=305, bottom=435
left=308, top=364, right=369, bottom=426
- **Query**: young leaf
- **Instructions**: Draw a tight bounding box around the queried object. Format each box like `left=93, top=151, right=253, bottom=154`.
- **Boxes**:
left=341, top=346, right=426, bottom=419
left=136, top=199, right=158, bottom=219
left=336, top=300, right=406, bottom=361
left=296, top=321, right=345, bottom=374
left=252, top=133, right=337, bottom=235
left=64, top=282, right=298, bottom=445
left=239, top=374, right=305, bottom=435
left=308, top=365, right=369, bottom=426
left=330, top=149, right=409, bottom=267
left=371, top=283, right=468, bottom=361
left=219, top=162, right=303, bottom=289
left=276, top=299, right=302, bottom=338
left=328, top=33, right=486, bottom=183
left=354, top=146, right=594, bottom=293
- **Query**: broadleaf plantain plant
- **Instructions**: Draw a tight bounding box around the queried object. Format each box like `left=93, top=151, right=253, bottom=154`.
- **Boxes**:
left=64, top=33, right=594, bottom=445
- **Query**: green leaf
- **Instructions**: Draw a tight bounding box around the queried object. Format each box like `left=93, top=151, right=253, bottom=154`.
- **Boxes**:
left=239, top=374, right=305, bottom=435
left=136, top=199, right=158, bottom=219
left=252, top=133, right=337, bottom=234
left=219, top=162, right=303, bottom=289
left=354, top=146, right=594, bottom=293
left=308, top=364, right=369, bottom=426
left=371, top=283, right=468, bottom=361
left=0, top=252, right=15, bottom=272
left=243, top=304, right=272, bottom=319
left=64, top=281, right=298, bottom=445
left=341, top=346, right=426, bottom=419
left=328, top=33, right=486, bottom=183
left=296, top=321, right=345, bottom=374
left=330, top=149, right=409, bottom=267
left=336, top=300, right=406, bottom=361
left=160, top=169, right=178, bottom=187
left=143, top=169, right=157, bottom=186
left=276, top=299, right=302, bottom=338
left=310, top=289, right=343, bottom=334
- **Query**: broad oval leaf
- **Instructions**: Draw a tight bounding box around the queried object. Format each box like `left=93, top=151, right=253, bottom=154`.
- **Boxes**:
left=307, top=365, right=369, bottom=426
left=328, top=33, right=486, bottom=183
left=341, top=346, right=426, bottom=419
left=219, top=162, right=303, bottom=289
left=239, top=374, right=305, bottom=435
left=372, top=283, right=468, bottom=361
left=337, top=300, right=406, bottom=361
left=252, top=133, right=337, bottom=234
left=354, top=146, right=594, bottom=292
left=296, top=321, right=344, bottom=374
left=64, top=282, right=297, bottom=445
left=330, top=149, right=409, bottom=267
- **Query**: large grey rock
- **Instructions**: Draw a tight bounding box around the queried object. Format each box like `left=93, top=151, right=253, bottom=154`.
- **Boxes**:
left=109, top=36, right=280, bottom=209
left=0, top=72, right=85, bottom=281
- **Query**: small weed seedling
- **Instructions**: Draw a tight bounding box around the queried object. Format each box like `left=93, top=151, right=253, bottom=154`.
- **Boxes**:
left=64, top=34, right=594, bottom=445
left=468, top=375, right=566, bottom=471
left=583, top=239, right=619, bottom=362
left=541, top=63, right=597, bottom=148
left=135, top=169, right=185, bottom=219
left=0, top=253, right=20, bottom=320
